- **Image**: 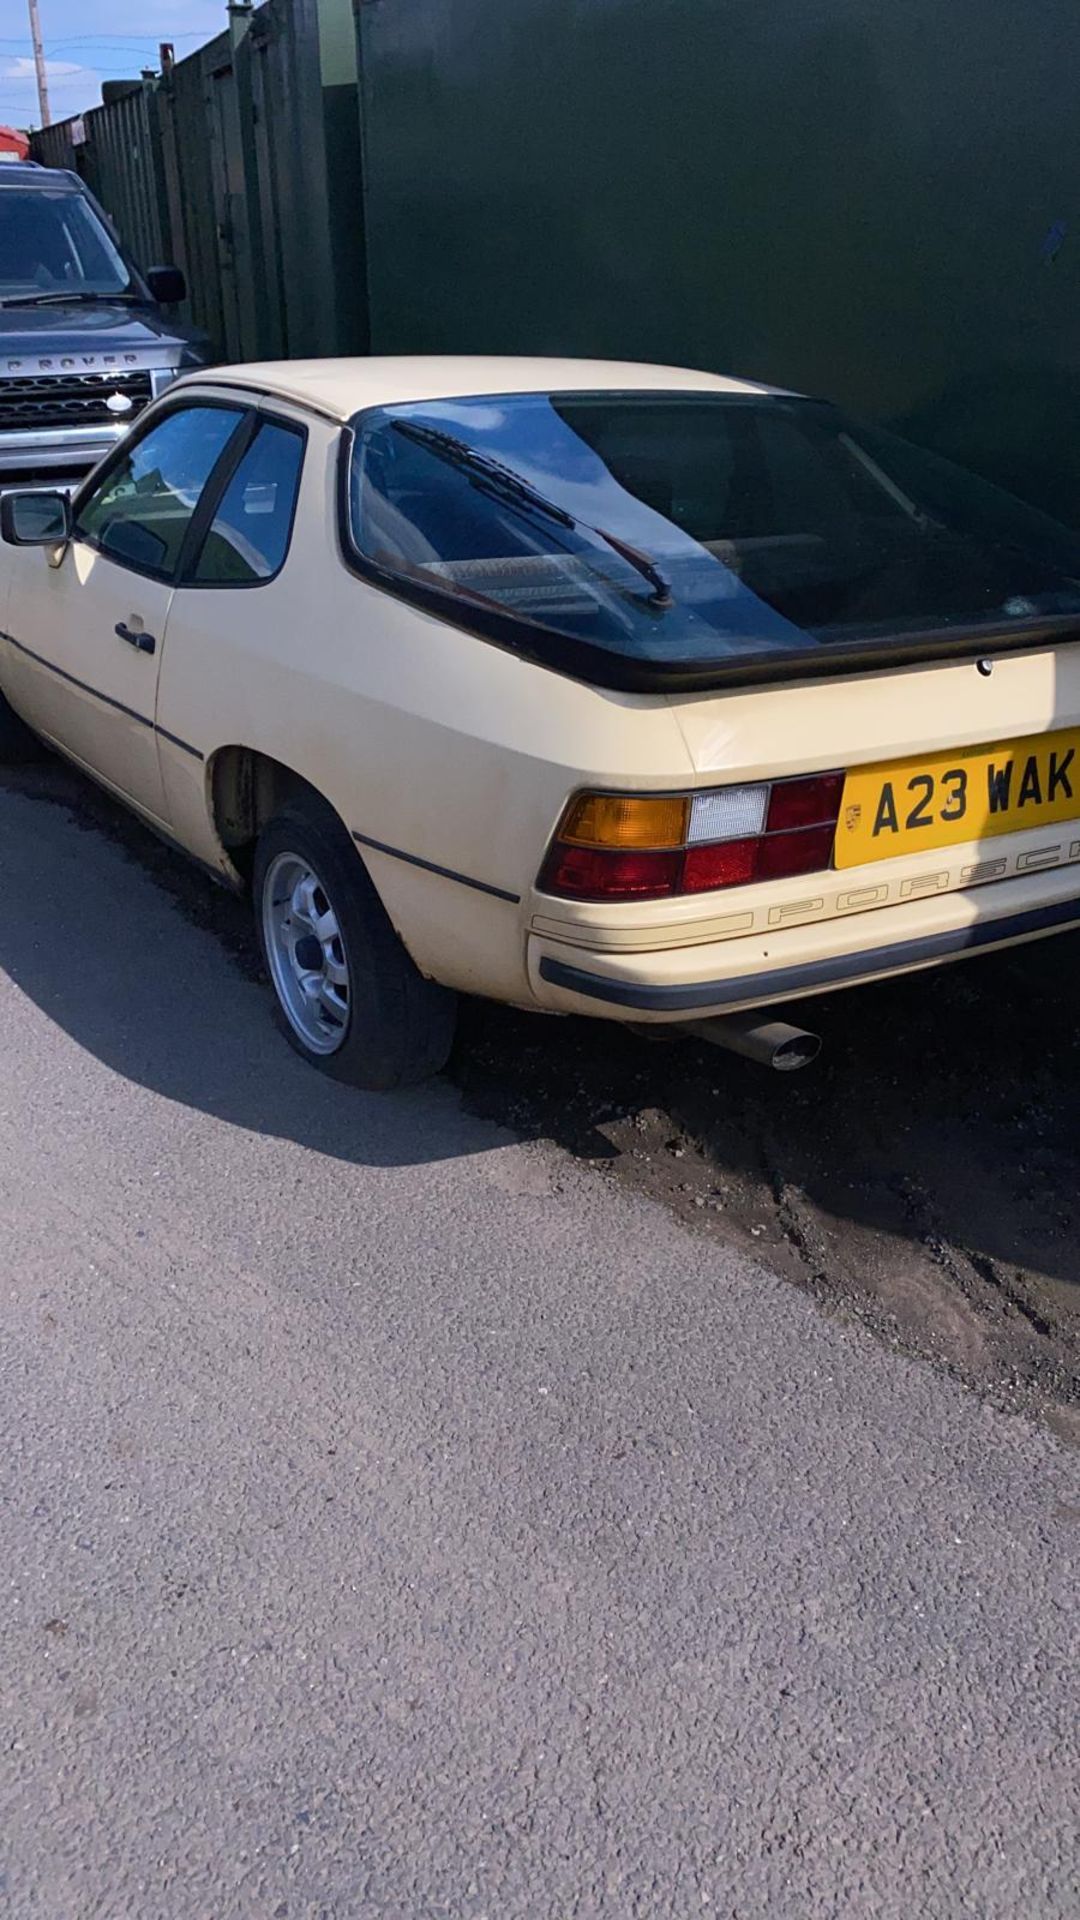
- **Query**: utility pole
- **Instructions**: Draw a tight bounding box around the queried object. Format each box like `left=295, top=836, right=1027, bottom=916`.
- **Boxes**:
left=27, top=0, right=51, bottom=127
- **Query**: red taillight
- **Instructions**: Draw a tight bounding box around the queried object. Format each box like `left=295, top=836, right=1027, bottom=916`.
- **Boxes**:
left=682, top=822, right=838, bottom=892
left=540, top=772, right=844, bottom=901
left=766, top=772, right=844, bottom=833
left=757, top=821, right=838, bottom=880
left=682, top=837, right=759, bottom=892
left=539, top=844, right=682, bottom=900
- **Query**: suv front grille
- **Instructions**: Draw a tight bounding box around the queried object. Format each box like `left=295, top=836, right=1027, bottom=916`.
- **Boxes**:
left=0, top=368, right=153, bottom=432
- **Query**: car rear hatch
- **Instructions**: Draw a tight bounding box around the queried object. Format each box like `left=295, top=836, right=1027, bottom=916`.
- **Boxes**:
left=665, top=636, right=1080, bottom=932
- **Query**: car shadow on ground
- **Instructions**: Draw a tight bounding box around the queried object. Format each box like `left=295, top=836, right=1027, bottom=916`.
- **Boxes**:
left=0, top=763, right=504, bottom=1177
left=2, top=759, right=1078, bottom=1419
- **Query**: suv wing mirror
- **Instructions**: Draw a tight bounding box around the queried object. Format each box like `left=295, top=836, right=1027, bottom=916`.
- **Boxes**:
left=146, top=264, right=186, bottom=305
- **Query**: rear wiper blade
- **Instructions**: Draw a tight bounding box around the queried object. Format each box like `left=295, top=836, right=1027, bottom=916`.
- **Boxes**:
left=0, top=290, right=140, bottom=309
left=593, top=527, right=673, bottom=607
left=391, top=420, right=576, bottom=528
left=390, top=420, right=672, bottom=606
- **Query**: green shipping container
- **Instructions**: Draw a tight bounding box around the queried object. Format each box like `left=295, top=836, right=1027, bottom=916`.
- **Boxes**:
left=356, top=0, right=1080, bottom=523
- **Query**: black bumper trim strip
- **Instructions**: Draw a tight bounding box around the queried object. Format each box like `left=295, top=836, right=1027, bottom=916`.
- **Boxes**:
left=352, top=830, right=520, bottom=904
left=538, top=893, right=1080, bottom=1011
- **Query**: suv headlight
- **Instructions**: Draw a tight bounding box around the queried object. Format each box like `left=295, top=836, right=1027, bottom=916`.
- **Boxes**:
left=150, top=367, right=182, bottom=398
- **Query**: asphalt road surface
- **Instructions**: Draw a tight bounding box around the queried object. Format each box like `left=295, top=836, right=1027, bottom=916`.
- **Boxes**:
left=1, top=781, right=1078, bottom=1919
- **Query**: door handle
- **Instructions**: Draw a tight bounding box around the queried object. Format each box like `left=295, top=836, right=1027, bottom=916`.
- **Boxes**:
left=115, top=621, right=156, bottom=655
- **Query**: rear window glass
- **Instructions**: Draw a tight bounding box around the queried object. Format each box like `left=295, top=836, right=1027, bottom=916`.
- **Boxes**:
left=346, top=392, right=1080, bottom=687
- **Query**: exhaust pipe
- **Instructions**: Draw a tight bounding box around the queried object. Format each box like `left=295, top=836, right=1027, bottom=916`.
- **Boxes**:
left=682, top=1010, right=822, bottom=1072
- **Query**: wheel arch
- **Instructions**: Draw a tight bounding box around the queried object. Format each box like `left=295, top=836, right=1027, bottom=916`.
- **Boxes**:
left=206, top=745, right=361, bottom=889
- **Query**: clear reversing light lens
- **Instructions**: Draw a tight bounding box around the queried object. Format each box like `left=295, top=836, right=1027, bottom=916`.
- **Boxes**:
left=688, top=785, right=768, bottom=843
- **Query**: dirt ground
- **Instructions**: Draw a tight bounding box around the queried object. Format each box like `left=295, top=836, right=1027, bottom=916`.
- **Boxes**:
left=7, top=757, right=1079, bottom=1441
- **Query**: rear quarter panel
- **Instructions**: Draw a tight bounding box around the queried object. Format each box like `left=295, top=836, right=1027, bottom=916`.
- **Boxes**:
left=154, top=413, right=696, bottom=1001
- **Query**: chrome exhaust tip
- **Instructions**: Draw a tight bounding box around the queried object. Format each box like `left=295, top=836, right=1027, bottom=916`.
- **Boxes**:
left=682, top=1011, right=822, bottom=1072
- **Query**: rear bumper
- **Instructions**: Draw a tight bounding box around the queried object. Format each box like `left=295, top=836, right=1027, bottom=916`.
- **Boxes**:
left=527, top=868, right=1080, bottom=1019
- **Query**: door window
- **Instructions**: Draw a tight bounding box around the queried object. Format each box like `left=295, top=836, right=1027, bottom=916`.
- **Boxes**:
left=190, top=420, right=305, bottom=584
left=76, top=405, right=246, bottom=581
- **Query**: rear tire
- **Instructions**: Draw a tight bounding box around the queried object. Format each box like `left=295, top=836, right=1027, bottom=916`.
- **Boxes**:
left=253, top=797, right=457, bottom=1090
left=0, top=692, right=43, bottom=764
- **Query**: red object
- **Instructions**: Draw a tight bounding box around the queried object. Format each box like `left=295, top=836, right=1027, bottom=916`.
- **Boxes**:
left=756, top=822, right=838, bottom=880
left=0, top=127, right=31, bottom=160
left=539, top=844, right=682, bottom=900
left=680, top=822, right=837, bottom=894
left=766, top=771, right=844, bottom=833
left=682, top=838, right=759, bottom=892
left=540, top=770, right=844, bottom=901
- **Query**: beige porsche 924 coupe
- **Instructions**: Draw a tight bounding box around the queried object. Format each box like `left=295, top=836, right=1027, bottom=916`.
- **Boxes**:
left=3, top=355, right=1080, bottom=1087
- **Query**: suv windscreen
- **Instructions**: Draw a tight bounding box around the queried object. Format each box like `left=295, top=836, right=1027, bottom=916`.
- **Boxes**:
left=346, top=392, right=1080, bottom=687
left=0, top=187, right=132, bottom=302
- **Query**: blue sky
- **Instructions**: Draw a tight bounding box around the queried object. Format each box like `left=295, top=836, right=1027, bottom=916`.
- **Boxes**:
left=1, top=1, right=224, bottom=128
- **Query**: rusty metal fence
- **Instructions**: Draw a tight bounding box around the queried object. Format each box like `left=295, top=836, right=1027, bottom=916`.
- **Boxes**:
left=30, top=0, right=368, bottom=365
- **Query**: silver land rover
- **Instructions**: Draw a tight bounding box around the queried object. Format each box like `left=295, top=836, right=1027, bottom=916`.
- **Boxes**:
left=0, top=161, right=209, bottom=491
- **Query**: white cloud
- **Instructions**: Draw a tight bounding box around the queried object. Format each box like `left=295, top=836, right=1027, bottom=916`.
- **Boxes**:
left=2, top=57, right=87, bottom=80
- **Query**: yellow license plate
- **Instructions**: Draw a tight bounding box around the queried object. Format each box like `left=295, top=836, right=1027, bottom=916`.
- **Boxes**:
left=835, top=727, right=1080, bottom=869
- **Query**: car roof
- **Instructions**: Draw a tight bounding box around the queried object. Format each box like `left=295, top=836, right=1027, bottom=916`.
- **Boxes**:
left=180, top=355, right=783, bottom=421
left=0, top=161, right=81, bottom=190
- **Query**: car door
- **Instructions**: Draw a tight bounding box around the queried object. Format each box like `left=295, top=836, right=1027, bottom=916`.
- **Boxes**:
left=3, top=399, right=248, bottom=826
left=151, top=408, right=307, bottom=859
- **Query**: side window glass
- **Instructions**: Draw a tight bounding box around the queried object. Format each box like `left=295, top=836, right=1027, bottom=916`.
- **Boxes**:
left=76, top=405, right=245, bottom=579
left=192, top=422, right=304, bottom=585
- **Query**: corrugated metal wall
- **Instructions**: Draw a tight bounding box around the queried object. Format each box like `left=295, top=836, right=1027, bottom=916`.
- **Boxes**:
left=89, top=86, right=171, bottom=270
left=353, top=0, right=1080, bottom=525
left=25, top=116, right=85, bottom=176
left=157, top=39, right=232, bottom=356
left=31, top=0, right=367, bottom=364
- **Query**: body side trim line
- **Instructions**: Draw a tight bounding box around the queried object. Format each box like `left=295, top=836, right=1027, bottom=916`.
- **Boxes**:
left=155, top=725, right=204, bottom=761
left=351, top=829, right=520, bottom=903
left=2, top=626, right=152, bottom=729
left=0, top=628, right=204, bottom=760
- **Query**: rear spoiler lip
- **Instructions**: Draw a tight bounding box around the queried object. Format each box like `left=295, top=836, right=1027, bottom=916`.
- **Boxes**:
left=637, top=613, right=1080, bottom=697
